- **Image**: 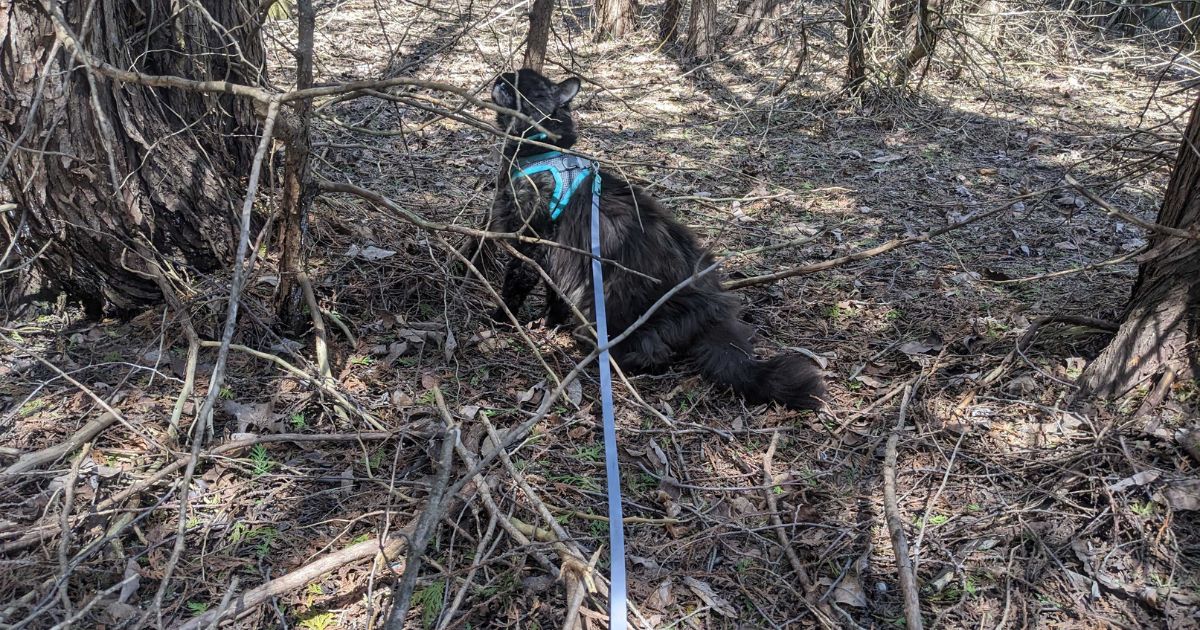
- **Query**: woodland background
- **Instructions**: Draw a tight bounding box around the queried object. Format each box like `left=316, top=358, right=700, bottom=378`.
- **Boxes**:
left=1, top=0, right=1199, bottom=628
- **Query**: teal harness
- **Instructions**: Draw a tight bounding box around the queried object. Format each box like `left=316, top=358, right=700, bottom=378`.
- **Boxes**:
left=509, top=134, right=597, bottom=221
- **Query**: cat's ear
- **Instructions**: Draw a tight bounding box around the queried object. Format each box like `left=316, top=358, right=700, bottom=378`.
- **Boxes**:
left=555, top=77, right=581, bottom=106
left=492, top=75, right=517, bottom=109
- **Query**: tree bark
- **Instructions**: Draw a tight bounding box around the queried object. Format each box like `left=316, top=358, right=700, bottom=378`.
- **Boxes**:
left=845, top=0, right=872, bottom=93
left=1077, top=94, right=1200, bottom=400
left=685, top=0, right=719, bottom=61
left=0, top=1, right=264, bottom=315
left=660, top=0, right=683, bottom=42
left=732, top=0, right=784, bottom=38
left=275, top=0, right=316, bottom=329
left=524, top=0, right=555, bottom=71
left=893, top=0, right=937, bottom=87
left=594, top=0, right=637, bottom=40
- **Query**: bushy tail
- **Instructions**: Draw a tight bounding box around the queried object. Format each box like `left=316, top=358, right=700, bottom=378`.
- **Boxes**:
left=689, top=320, right=826, bottom=411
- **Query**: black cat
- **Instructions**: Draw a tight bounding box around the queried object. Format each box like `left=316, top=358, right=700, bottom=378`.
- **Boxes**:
left=488, top=69, right=825, bottom=411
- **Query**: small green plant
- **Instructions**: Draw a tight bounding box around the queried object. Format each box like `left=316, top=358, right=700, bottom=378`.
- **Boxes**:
left=575, top=444, right=602, bottom=462
left=547, top=473, right=600, bottom=492
left=469, top=367, right=490, bottom=386
left=228, top=521, right=251, bottom=544
left=734, top=557, right=754, bottom=573
left=588, top=519, right=607, bottom=537
left=411, top=581, right=445, bottom=628
left=964, top=576, right=978, bottom=597
left=884, top=309, right=903, bottom=321
left=1130, top=501, right=1156, bottom=517
left=290, top=412, right=307, bottom=429
left=350, top=533, right=371, bottom=545
left=18, top=398, right=46, bottom=417
left=927, top=514, right=949, bottom=526
left=219, top=386, right=235, bottom=400
left=677, top=389, right=700, bottom=413
left=350, top=355, right=374, bottom=367
left=367, top=450, right=385, bottom=471
left=250, top=444, right=274, bottom=476
left=103, top=351, right=121, bottom=362
left=967, top=503, right=982, bottom=513
left=186, top=515, right=202, bottom=529
left=305, top=582, right=325, bottom=606
left=251, top=526, right=279, bottom=557
left=825, top=303, right=856, bottom=321
left=629, top=473, right=657, bottom=494
left=299, top=611, right=335, bottom=630
left=186, top=601, right=210, bottom=615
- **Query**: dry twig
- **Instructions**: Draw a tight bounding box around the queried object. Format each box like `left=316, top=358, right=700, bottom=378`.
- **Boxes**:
left=883, top=385, right=923, bottom=630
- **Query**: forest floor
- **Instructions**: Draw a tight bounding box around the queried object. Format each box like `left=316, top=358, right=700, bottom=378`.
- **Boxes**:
left=3, top=1, right=1199, bottom=628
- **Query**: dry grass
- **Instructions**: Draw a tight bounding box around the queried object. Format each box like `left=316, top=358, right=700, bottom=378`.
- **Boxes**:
left=2, top=0, right=1199, bottom=628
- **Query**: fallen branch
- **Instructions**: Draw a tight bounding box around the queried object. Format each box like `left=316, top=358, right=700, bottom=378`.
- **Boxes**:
left=2, top=412, right=118, bottom=475
left=1, top=432, right=400, bottom=556
left=198, top=340, right=385, bottom=430
left=1065, top=174, right=1200, bottom=241
left=762, top=432, right=837, bottom=628
left=384, top=387, right=459, bottom=630
left=883, top=385, right=923, bottom=630
left=298, top=271, right=349, bottom=423
left=177, top=523, right=427, bottom=630
left=724, top=190, right=1052, bottom=290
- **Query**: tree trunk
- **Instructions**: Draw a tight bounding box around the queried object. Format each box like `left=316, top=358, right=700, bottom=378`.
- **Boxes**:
left=845, top=0, right=872, bottom=93
left=0, top=1, right=264, bottom=315
left=685, top=0, right=719, bottom=61
left=594, top=0, right=637, bottom=40
left=893, top=0, right=936, bottom=87
left=1077, top=94, right=1200, bottom=400
left=524, top=0, right=555, bottom=71
left=275, top=0, right=316, bottom=329
left=732, top=0, right=784, bottom=38
left=660, top=0, right=683, bottom=42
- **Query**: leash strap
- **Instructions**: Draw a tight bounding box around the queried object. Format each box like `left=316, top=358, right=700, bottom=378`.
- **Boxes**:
left=589, top=170, right=628, bottom=630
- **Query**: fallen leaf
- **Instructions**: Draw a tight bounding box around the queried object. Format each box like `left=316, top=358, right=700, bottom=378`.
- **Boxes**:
left=340, top=466, right=354, bottom=498
left=854, top=374, right=887, bottom=389
left=118, top=559, right=140, bottom=604
left=827, top=574, right=868, bottom=608
left=867, top=153, right=905, bottom=163
left=899, top=333, right=944, bottom=356
left=566, top=378, right=583, bottom=408
left=1108, top=469, right=1161, bottom=492
left=443, top=329, right=458, bottom=361
left=391, top=390, right=414, bottom=407
left=223, top=400, right=281, bottom=433
left=346, top=244, right=396, bottom=260
left=517, top=380, right=545, bottom=406
left=683, top=577, right=739, bottom=619
left=1153, top=479, right=1200, bottom=511
left=646, top=579, right=675, bottom=610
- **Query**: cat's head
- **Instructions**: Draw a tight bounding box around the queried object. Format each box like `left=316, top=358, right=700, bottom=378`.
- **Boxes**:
left=491, top=69, right=580, bottom=151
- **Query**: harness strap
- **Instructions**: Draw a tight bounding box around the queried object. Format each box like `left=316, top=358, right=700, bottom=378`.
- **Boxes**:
left=589, top=171, right=628, bottom=630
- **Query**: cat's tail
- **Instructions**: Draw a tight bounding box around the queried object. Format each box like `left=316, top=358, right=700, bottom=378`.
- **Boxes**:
left=689, top=319, right=826, bottom=411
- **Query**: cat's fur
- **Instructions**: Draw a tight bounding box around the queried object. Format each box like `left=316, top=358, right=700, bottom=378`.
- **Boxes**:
left=488, top=69, right=825, bottom=411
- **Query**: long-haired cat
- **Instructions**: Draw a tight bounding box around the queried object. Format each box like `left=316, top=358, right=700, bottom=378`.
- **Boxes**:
left=488, top=69, right=825, bottom=411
